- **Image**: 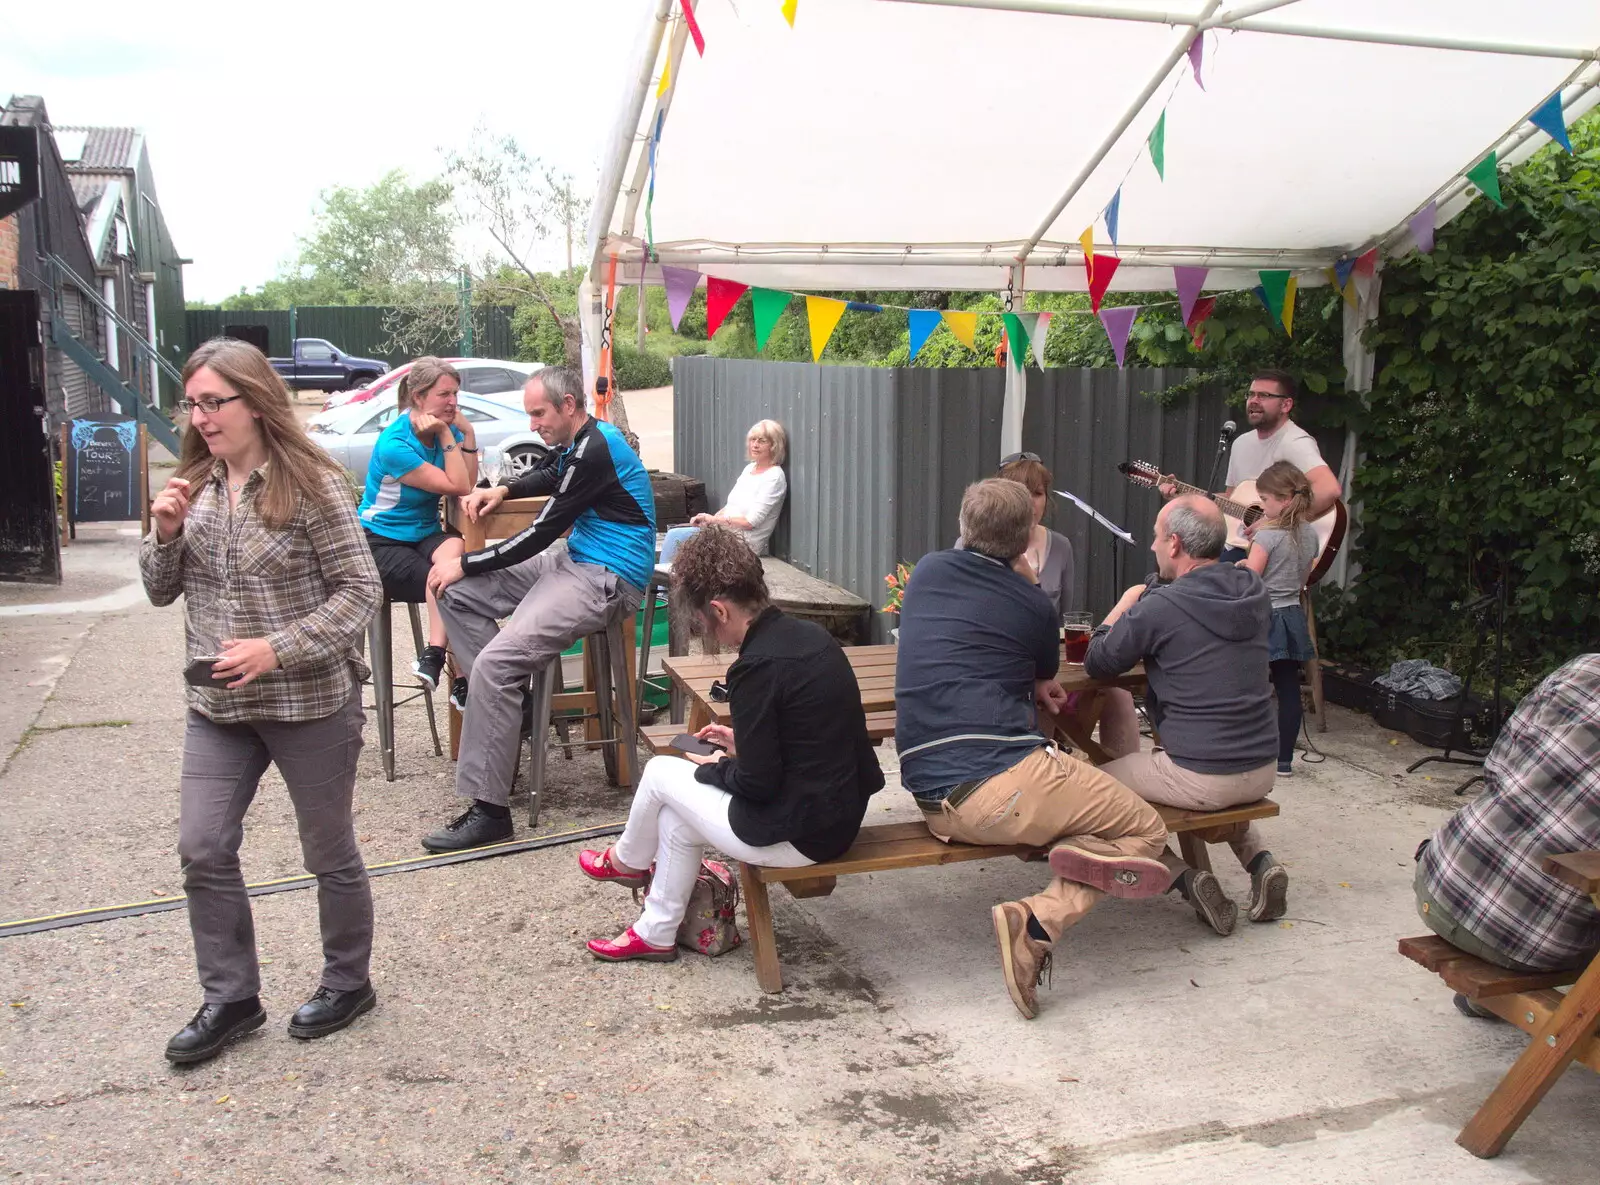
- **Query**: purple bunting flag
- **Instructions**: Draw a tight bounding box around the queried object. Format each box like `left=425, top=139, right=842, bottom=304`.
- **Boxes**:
left=1098, top=305, right=1139, bottom=369
left=1187, top=34, right=1205, bottom=90
left=1173, top=266, right=1207, bottom=327
left=661, top=265, right=701, bottom=331
left=1409, top=203, right=1437, bottom=255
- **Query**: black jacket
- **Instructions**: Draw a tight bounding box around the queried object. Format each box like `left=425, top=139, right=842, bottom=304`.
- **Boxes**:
left=695, top=607, right=883, bottom=860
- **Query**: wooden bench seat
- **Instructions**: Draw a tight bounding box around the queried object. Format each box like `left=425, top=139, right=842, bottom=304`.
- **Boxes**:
left=1398, top=848, right=1600, bottom=1158
left=641, top=714, right=898, bottom=758
left=739, top=798, right=1279, bottom=993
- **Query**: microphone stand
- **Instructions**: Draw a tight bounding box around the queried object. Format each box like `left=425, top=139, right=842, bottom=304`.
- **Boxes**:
left=1204, top=424, right=1236, bottom=495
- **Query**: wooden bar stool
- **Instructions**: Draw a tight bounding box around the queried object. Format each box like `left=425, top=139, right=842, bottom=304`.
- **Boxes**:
left=367, top=598, right=443, bottom=782
left=520, top=610, right=639, bottom=828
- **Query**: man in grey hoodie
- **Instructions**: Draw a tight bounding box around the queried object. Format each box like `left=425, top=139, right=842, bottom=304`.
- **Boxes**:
left=1083, top=495, right=1288, bottom=935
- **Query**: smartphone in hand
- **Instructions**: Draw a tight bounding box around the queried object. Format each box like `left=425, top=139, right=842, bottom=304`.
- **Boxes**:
left=184, top=656, right=233, bottom=688
left=669, top=733, right=725, bottom=758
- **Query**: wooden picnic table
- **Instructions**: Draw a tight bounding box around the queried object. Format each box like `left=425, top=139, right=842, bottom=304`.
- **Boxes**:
left=660, top=644, right=1145, bottom=764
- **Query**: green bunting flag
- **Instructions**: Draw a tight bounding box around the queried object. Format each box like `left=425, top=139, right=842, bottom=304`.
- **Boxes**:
left=1257, top=270, right=1291, bottom=324
left=751, top=288, right=793, bottom=351
left=1148, top=111, right=1166, bottom=181
left=1001, top=313, right=1032, bottom=369
left=1465, top=152, right=1504, bottom=208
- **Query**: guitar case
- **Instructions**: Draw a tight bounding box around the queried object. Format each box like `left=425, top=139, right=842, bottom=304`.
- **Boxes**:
left=1321, top=662, right=1491, bottom=751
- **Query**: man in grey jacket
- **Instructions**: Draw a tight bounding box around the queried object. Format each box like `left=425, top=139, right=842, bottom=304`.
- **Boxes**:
left=1084, top=495, right=1288, bottom=935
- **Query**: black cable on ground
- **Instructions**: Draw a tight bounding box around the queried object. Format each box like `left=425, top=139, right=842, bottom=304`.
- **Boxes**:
left=0, top=821, right=625, bottom=939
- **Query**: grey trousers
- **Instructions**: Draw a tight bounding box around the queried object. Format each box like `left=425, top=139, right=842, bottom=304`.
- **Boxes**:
left=178, top=688, right=371, bottom=1003
left=437, top=545, right=640, bottom=807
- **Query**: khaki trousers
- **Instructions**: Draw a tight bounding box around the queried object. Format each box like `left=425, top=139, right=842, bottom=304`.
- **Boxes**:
left=1099, top=748, right=1276, bottom=871
left=922, top=745, right=1167, bottom=942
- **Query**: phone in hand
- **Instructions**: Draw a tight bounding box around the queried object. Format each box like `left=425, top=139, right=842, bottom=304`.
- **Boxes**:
left=184, top=656, right=233, bottom=688
left=669, top=733, right=725, bottom=758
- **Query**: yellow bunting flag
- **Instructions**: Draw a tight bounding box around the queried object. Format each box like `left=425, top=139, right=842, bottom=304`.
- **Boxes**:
left=1339, top=271, right=1358, bottom=310
left=806, top=296, right=847, bottom=361
left=657, top=53, right=671, bottom=98
left=942, top=310, right=978, bottom=351
left=781, top=0, right=798, bottom=26
left=1079, top=226, right=1094, bottom=266
left=1282, top=276, right=1298, bottom=335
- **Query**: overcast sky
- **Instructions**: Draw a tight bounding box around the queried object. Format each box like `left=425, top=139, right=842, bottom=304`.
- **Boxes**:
left=2, top=0, right=654, bottom=301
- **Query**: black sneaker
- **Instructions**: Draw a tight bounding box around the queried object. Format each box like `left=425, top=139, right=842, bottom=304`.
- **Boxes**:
left=412, top=646, right=447, bottom=691
left=449, top=676, right=468, bottom=712
left=421, top=803, right=513, bottom=853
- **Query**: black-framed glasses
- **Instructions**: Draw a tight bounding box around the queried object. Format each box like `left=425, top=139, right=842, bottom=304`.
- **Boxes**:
left=709, top=679, right=730, bottom=703
left=999, top=451, right=1041, bottom=467
left=177, top=394, right=245, bottom=415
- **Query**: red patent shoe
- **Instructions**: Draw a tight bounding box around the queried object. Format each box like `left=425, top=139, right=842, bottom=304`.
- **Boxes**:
left=577, top=847, right=649, bottom=888
left=586, top=927, right=678, bottom=962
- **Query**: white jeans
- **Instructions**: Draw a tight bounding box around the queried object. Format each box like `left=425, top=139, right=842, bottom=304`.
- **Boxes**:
left=615, top=756, right=812, bottom=948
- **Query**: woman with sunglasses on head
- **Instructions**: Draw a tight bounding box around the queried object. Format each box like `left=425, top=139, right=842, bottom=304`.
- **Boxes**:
left=142, top=338, right=382, bottom=1064
left=576, top=526, right=882, bottom=962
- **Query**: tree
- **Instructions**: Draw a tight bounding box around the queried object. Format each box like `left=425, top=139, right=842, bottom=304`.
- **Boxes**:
left=544, top=170, right=591, bottom=275
left=296, top=169, right=457, bottom=303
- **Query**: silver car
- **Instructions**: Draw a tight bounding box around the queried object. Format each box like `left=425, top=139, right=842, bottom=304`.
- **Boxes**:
left=308, top=392, right=552, bottom=484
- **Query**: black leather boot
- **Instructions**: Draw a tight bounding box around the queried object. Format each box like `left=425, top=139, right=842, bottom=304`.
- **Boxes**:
left=165, top=997, right=266, bottom=1064
left=421, top=803, right=512, bottom=852
left=288, top=982, right=377, bottom=1039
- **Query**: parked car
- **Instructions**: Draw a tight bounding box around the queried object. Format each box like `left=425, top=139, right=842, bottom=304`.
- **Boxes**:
left=308, top=391, right=551, bottom=484
left=270, top=338, right=390, bottom=392
left=319, top=358, right=542, bottom=413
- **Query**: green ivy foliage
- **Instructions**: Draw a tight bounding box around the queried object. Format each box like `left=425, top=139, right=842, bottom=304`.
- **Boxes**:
left=1320, top=116, right=1600, bottom=690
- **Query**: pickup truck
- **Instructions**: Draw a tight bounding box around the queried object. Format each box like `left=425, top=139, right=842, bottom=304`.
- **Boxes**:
left=269, top=338, right=389, bottom=392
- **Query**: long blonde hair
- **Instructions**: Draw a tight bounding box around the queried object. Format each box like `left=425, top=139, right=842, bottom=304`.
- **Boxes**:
left=175, top=338, right=351, bottom=528
left=1257, top=460, right=1314, bottom=564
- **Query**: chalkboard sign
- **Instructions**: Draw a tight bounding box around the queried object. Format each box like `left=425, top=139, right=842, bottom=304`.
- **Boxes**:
left=66, top=419, right=147, bottom=525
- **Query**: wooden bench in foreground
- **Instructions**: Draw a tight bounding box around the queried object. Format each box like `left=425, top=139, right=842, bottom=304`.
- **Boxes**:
left=737, top=798, right=1279, bottom=993
left=1399, top=849, right=1600, bottom=1158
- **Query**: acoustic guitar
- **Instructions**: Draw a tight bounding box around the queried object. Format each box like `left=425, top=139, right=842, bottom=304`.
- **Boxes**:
left=1118, top=460, right=1349, bottom=587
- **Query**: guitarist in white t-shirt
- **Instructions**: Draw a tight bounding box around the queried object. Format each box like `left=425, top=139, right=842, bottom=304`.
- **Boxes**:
left=1163, top=369, right=1342, bottom=562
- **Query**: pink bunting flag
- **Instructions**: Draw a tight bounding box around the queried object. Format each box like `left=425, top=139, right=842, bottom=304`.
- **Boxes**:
left=1187, top=296, right=1217, bottom=349
left=661, top=266, right=701, bottom=331
left=1173, top=266, right=1208, bottom=328
left=1187, top=35, right=1205, bottom=89
left=1410, top=203, right=1437, bottom=255
left=1352, top=247, right=1379, bottom=306
left=680, top=0, right=706, bottom=55
left=1099, top=305, right=1139, bottom=369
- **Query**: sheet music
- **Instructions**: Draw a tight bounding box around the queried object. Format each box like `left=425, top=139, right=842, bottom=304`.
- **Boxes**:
left=1053, top=489, right=1136, bottom=545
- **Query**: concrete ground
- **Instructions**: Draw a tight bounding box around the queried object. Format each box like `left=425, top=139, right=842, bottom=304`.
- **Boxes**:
left=1, top=526, right=1597, bottom=1183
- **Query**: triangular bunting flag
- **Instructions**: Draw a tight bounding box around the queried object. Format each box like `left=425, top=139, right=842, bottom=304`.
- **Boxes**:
left=1257, top=270, right=1291, bottom=324
left=1173, top=266, right=1207, bottom=328
left=705, top=277, right=748, bottom=337
left=661, top=265, right=700, bottom=331
left=1148, top=111, right=1166, bottom=180
left=1252, top=286, right=1270, bottom=315
left=1465, top=153, right=1504, bottom=208
left=657, top=52, right=672, bottom=98
left=1031, top=312, right=1052, bottom=368
left=751, top=288, right=792, bottom=351
left=846, top=301, right=882, bottom=313
left=1098, top=306, right=1138, bottom=369
left=1079, top=226, right=1094, bottom=267
left=1528, top=92, right=1572, bottom=154
left=941, top=310, right=979, bottom=352
left=1104, top=189, right=1121, bottom=248
left=1410, top=202, right=1437, bottom=254
left=1352, top=248, right=1379, bottom=306
left=1187, top=35, right=1205, bottom=90
left=1334, top=257, right=1356, bottom=290
left=1187, top=295, right=1216, bottom=349
left=805, top=295, right=847, bottom=362
left=1001, top=313, right=1032, bottom=370
left=1088, top=254, right=1121, bottom=313
left=781, top=0, right=798, bottom=27
left=1281, top=276, right=1298, bottom=336
left=907, top=309, right=941, bottom=362
left=680, top=0, right=706, bottom=55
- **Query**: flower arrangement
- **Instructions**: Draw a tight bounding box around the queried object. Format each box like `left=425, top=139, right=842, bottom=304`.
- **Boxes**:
left=881, top=561, right=915, bottom=615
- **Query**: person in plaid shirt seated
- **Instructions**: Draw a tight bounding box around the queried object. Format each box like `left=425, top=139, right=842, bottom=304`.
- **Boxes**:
left=1414, top=654, right=1600, bottom=1016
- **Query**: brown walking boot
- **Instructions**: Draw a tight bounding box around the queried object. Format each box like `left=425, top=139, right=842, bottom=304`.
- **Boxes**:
left=992, top=901, right=1052, bottom=1020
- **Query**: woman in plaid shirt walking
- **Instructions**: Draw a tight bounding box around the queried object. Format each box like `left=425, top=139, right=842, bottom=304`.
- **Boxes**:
left=141, top=338, right=382, bottom=1065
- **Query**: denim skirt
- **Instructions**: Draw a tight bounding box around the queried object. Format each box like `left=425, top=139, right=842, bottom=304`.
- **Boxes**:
left=1268, top=603, right=1316, bottom=663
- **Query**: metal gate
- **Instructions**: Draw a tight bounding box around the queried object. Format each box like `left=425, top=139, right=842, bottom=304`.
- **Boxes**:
left=0, top=290, right=61, bottom=583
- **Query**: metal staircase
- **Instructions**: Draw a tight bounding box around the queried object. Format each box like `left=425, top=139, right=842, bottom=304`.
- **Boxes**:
left=42, top=254, right=181, bottom=455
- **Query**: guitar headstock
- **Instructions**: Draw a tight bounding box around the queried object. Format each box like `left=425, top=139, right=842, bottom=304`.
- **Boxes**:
left=1118, top=460, right=1165, bottom=489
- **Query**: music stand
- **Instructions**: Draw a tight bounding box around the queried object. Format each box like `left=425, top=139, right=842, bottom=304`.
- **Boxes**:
left=1405, top=576, right=1508, bottom=795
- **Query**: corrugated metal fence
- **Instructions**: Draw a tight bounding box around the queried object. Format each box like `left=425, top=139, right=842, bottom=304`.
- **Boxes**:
left=183, top=306, right=519, bottom=366
left=674, top=357, right=1345, bottom=641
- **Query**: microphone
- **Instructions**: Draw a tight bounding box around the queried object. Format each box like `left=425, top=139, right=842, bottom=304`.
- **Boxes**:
left=1218, top=419, right=1238, bottom=444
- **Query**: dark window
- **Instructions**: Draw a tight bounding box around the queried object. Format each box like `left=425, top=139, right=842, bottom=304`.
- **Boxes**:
left=460, top=366, right=518, bottom=395
left=359, top=405, right=400, bottom=435
left=458, top=405, right=497, bottom=423
left=299, top=341, right=334, bottom=362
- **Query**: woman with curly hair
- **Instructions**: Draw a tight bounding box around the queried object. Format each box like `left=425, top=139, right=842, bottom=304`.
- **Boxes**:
left=577, top=526, right=883, bottom=962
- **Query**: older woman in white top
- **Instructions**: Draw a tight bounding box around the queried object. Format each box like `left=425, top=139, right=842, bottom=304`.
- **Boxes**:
left=662, top=419, right=789, bottom=561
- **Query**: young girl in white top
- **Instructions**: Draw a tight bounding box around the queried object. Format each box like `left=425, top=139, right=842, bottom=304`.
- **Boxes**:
left=1241, top=461, right=1319, bottom=775
left=662, top=419, right=789, bottom=561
